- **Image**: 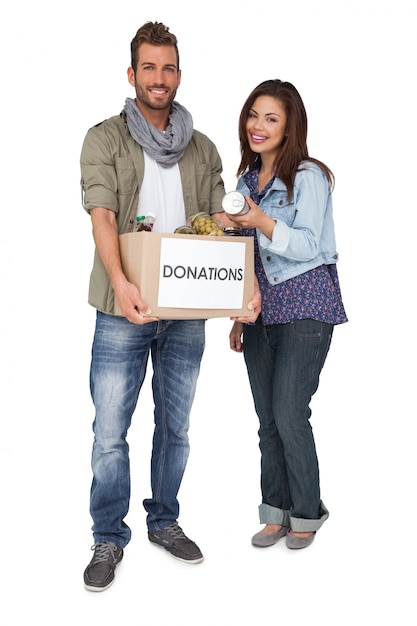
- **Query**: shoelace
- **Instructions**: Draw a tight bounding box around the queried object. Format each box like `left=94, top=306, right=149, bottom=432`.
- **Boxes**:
left=165, top=524, right=188, bottom=541
left=90, top=542, right=117, bottom=564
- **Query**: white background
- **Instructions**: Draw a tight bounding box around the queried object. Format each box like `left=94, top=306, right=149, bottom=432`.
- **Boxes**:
left=1, top=1, right=415, bottom=623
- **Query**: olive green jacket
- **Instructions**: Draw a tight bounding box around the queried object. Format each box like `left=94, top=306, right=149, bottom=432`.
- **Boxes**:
left=80, top=112, right=226, bottom=314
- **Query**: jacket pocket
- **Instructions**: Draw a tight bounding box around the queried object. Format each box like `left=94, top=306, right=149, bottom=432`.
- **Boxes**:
left=115, top=157, right=137, bottom=195
left=195, top=164, right=212, bottom=211
left=267, top=194, right=296, bottom=225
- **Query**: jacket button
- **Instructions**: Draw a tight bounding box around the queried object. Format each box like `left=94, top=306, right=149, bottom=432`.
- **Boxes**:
left=279, top=199, right=284, bottom=205
left=266, top=255, right=271, bottom=262
left=274, top=277, right=279, bottom=282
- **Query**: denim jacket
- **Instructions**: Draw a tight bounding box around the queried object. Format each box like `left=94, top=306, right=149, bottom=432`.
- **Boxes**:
left=236, top=162, right=339, bottom=285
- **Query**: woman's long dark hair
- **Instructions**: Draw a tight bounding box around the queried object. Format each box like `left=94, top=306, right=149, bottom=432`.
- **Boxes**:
left=237, top=79, right=334, bottom=201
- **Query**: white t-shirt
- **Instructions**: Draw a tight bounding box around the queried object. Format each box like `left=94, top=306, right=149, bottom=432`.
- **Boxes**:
left=136, top=150, right=186, bottom=233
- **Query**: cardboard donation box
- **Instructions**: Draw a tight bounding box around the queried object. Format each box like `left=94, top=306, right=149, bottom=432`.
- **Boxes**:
left=114, top=231, right=255, bottom=319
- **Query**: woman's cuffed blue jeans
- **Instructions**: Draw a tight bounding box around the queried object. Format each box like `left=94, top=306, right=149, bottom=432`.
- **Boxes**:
left=243, top=318, right=333, bottom=533
left=88, top=311, right=205, bottom=547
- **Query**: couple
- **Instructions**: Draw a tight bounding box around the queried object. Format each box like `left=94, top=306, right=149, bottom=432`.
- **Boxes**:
left=80, top=20, right=348, bottom=592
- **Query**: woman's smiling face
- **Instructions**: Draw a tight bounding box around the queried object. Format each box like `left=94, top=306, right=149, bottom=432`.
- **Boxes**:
left=246, top=96, right=287, bottom=157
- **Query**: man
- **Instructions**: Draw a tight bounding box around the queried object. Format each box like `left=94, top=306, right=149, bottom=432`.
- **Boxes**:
left=80, top=21, right=258, bottom=593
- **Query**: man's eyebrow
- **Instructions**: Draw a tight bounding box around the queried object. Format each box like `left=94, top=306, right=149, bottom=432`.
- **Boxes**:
left=140, top=61, right=177, bottom=68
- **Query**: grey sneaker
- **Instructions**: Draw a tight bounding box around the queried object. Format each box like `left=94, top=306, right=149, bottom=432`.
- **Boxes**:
left=148, top=523, right=204, bottom=564
left=84, top=542, right=123, bottom=591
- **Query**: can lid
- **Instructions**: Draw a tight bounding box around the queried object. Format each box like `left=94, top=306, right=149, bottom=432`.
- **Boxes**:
left=222, top=191, right=245, bottom=214
left=191, top=212, right=211, bottom=222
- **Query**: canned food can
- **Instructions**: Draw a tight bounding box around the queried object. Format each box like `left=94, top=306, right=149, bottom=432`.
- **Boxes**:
left=221, top=191, right=250, bottom=216
left=223, top=227, right=243, bottom=236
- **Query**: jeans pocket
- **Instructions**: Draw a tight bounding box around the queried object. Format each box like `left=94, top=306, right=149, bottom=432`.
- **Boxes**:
left=290, top=319, right=323, bottom=338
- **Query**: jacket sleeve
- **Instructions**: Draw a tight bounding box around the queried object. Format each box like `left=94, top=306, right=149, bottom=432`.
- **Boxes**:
left=258, top=167, right=330, bottom=262
left=80, top=125, right=119, bottom=215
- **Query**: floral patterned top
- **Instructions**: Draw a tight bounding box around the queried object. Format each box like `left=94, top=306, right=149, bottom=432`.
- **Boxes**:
left=243, top=164, right=348, bottom=326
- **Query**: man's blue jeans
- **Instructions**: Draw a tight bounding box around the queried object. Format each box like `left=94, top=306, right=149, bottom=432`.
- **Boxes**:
left=243, top=318, right=333, bottom=533
left=89, top=311, right=205, bottom=547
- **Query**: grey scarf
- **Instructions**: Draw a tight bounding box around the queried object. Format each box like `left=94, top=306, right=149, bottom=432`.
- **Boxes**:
left=124, top=97, right=194, bottom=167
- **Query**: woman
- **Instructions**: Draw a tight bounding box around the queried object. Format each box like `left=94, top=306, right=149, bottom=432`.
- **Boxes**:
left=228, top=80, right=348, bottom=550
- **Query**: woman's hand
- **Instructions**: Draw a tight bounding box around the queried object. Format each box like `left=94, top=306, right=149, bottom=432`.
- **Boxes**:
left=229, top=321, right=245, bottom=353
left=228, top=197, right=276, bottom=239
left=230, top=275, right=261, bottom=323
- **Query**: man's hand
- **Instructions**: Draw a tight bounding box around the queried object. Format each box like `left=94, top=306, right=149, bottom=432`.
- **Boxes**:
left=113, top=276, right=159, bottom=324
left=91, top=207, right=159, bottom=324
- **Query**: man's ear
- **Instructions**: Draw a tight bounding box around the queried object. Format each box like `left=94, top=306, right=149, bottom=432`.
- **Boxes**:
left=127, top=67, right=135, bottom=87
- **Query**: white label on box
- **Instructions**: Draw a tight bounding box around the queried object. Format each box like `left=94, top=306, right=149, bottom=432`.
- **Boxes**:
left=158, top=238, right=246, bottom=309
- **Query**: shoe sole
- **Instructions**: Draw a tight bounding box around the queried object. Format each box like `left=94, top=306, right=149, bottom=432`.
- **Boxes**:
left=170, top=552, right=204, bottom=564
left=84, top=579, right=115, bottom=592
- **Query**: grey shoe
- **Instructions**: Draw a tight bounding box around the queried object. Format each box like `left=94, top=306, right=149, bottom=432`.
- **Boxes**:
left=251, top=526, right=288, bottom=547
left=286, top=531, right=316, bottom=550
left=84, top=542, right=123, bottom=591
left=148, top=523, right=204, bottom=564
